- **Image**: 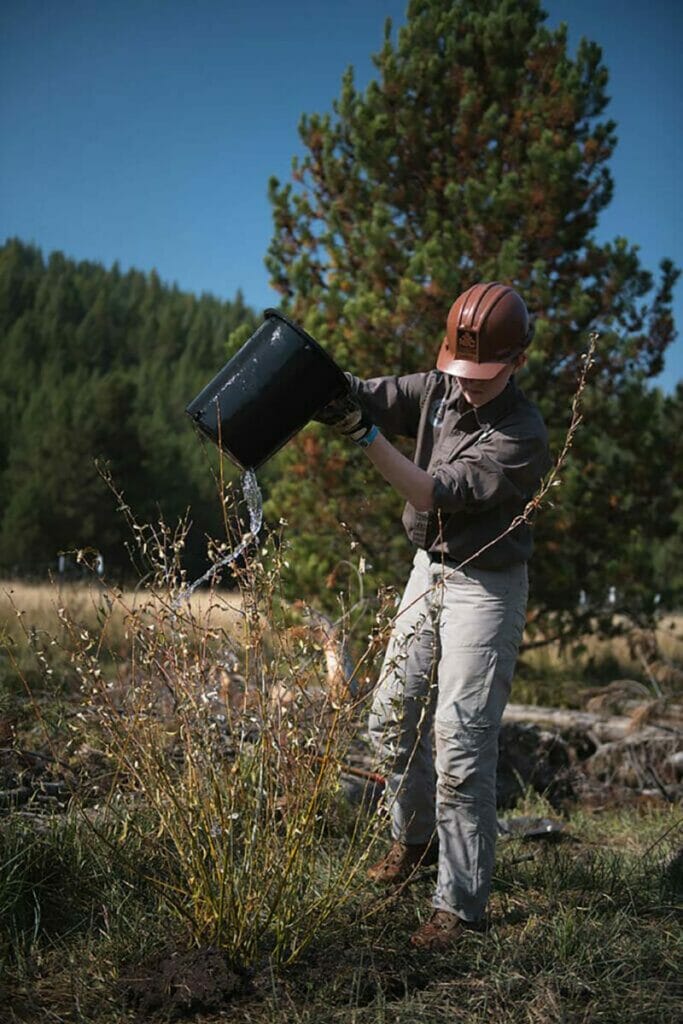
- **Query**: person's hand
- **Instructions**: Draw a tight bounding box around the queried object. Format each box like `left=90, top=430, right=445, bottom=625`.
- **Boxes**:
left=314, top=391, right=377, bottom=446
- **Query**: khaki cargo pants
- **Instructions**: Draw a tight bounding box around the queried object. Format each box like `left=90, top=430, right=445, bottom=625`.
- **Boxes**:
left=368, top=548, right=528, bottom=921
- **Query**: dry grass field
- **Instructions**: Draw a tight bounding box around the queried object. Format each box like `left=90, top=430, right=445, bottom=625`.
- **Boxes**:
left=0, top=578, right=245, bottom=642
left=3, top=578, right=681, bottom=673
left=513, top=613, right=683, bottom=708
left=523, top=613, right=683, bottom=670
left=2, top=578, right=682, bottom=720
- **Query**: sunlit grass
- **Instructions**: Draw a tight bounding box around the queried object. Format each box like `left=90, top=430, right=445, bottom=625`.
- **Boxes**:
left=0, top=577, right=244, bottom=645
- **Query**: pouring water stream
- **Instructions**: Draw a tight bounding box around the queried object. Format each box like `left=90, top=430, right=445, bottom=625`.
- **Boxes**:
left=172, top=469, right=263, bottom=608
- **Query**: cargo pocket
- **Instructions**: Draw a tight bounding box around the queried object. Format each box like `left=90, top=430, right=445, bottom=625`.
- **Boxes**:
left=435, top=646, right=503, bottom=727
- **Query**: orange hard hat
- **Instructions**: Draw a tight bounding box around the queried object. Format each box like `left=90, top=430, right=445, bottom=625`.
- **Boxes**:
left=437, top=282, right=532, bottom=379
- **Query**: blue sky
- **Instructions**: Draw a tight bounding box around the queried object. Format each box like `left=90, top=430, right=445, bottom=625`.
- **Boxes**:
left=1, top=0, right=681, bottom=391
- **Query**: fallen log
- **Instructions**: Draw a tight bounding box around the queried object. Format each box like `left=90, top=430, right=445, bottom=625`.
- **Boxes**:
left=501, top=701, right=682, bottom=805
left=503, top=703, right=681, bottom=744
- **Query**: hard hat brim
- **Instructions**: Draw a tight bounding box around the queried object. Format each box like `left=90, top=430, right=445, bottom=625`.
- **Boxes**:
left=437, top=351, right=510, bottom=380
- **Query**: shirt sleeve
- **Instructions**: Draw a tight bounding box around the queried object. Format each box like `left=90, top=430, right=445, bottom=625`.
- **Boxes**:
left=345, top=372, right=427, bottom=439
left=432, top=429, right=552, bottom=513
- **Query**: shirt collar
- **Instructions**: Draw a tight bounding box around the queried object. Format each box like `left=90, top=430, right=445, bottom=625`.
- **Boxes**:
left=453, top=377, right=519, bottom=427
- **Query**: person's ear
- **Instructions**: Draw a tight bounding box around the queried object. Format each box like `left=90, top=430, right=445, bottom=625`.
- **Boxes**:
left=514, top=352, right=528, bottom=371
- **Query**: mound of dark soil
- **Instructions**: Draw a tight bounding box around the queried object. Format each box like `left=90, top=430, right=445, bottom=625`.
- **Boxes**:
left=120, top=945, right=246, bottom=1019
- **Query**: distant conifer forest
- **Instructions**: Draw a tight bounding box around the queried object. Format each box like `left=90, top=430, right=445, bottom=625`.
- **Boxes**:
left=0, top=238, right=259, bottom=580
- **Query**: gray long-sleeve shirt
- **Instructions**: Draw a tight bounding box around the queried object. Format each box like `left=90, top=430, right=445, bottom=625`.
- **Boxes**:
left=348, top=370, right=551, bottom=569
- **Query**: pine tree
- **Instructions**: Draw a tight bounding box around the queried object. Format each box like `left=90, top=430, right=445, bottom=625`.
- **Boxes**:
left=265, top=0, right=679, bottom=632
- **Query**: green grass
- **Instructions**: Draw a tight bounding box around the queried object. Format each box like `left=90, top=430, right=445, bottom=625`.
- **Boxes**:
left=2, top=799, right=681, bottom=1023
left=2, top=539, right=681, bottom=1023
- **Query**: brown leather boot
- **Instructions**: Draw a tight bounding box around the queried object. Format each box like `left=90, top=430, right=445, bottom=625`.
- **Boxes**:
left=366, top=840, right=437, bottom=885
left=410, top=909, right=485, bottom=950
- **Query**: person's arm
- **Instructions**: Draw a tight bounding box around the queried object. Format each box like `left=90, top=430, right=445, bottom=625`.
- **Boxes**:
left=315, top=389, right=434, bottom=510
left=431, top=429, right=552, bottom=514
left=345, top=372, right=427, bottom=439
left=363, top=431, right=434, bottom=511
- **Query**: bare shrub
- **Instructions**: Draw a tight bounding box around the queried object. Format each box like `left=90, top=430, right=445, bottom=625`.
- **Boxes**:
left=8, top=489, right=387, bottom=969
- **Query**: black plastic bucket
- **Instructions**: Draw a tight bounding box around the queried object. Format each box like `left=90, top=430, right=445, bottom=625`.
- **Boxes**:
left=185, top=309, right=348, bottom=469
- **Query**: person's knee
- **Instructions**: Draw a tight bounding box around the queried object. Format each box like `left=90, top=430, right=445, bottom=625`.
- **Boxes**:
left=433, top=716, right=498, bottom=806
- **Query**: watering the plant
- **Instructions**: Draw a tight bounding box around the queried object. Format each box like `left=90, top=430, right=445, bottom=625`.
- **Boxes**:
left=315, top=282, right=552, bottom=951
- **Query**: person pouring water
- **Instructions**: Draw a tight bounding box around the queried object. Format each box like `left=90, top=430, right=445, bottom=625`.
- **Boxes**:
left=316, top=282, right=551, bottom=951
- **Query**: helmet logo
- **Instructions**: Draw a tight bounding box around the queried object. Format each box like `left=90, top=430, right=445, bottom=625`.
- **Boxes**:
left=457, top=329, right=478, bottom=355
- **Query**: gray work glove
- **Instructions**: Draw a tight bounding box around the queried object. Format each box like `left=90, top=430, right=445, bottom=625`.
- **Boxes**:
left=314, top=390, right=377, bottom=446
